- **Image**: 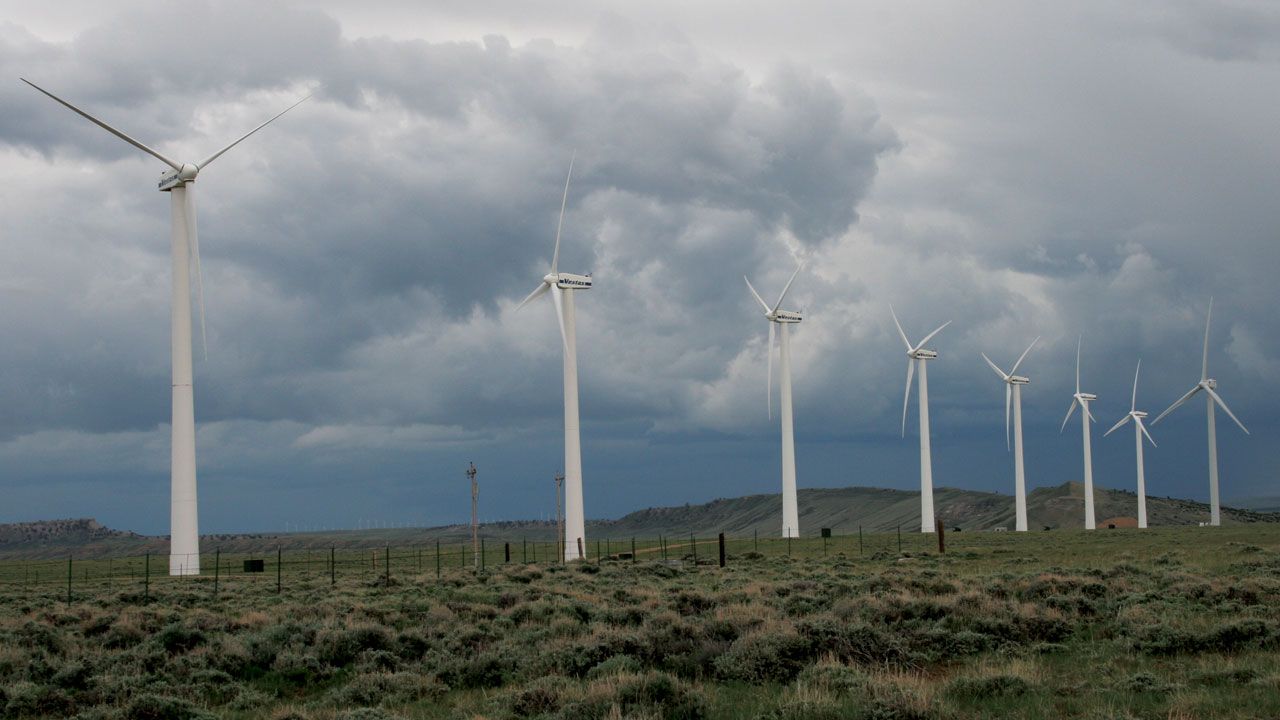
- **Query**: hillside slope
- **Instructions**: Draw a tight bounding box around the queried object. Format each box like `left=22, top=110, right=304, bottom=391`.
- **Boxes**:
left=2, top=483, right=1274, bottom=559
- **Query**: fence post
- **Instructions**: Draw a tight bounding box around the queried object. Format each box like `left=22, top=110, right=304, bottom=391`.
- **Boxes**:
left=691, top=532, right=697, bottom=563
left=385, top=546, right=391, bottom=587
left=214, top=549, right=220, bottom=597
left=277, top=548, right=282, bottom=594
left=718, top=533, right=726, bottom=568
left=330, top=547, right=336, bottom=586
left=823, top=533, right=828, bottom=555
left=936, top=519, right=945, bottom=554
left=631, top=538, right=636, bottom=563
left=754, top=529, right=758, bottom=552
left=144, top=553, right=150, bottom=603
left=787, top=534, right=792, bottom=557
left=523, top=539, right=527, bottom=563
left=435, top=541, right=440, bottom=580
left=576, top=537, right=584, bottom=561
left=505, top=543, right=511, bottom=564
left=859, top=526, right=863, bottom=556
left=67, top=555, right=73, bottom=604
left=897, top=525, right=902, bottom=553
left=481, top=538, right=486, bottom=572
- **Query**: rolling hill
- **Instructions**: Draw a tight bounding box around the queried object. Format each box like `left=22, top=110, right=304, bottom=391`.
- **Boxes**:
left=2, top=482, right=1275, bottom=560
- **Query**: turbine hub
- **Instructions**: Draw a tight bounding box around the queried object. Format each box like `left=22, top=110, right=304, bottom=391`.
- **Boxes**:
left=178, top=163, right=199, bottom=181
left=1203, top=378, right=1218, bottom=390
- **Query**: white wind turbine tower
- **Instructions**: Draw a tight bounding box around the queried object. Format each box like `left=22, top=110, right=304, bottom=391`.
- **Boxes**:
left=745, top=265, right=804, bottom=538
left=516, top=156, right=593, bottom=560
left=1151, top=298, right=1249, bottom=527
left=890, top=307, right=950, bottom=533
left=23, top=80, right=308, bottom=576
left=980, top=337, right=1039, bottom=532
left=1104, top=360, right=1157, bottom=528
left=1060, top=337, right=1099, bottom=530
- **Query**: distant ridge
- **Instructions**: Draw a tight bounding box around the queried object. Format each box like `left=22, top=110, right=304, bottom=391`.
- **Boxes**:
left=1, top=483, right=1275, bottom=559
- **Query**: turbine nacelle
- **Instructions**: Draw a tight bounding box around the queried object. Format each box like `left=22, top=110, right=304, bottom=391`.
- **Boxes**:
left=158, top=163, right=201, bottom=191
left=1131, top=410, right=1148, bottom=419
left=769, top=309, right=803, bottom=323
left=1007, top=375, right=1030, bottom=385
left=1077, top=392, right=1097, bottom=402
left=909, top=348, right=938, bottom=360
left=551, top=272, right=592, bottom=290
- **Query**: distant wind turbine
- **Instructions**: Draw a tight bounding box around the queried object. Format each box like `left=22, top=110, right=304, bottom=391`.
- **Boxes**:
left=515, top=155, right=593, bottom=560
left=891, top=306, right=950, bottom=533
left=980, top=337, right=1039, bottom=532
left=23, top=79, right=308, bottom=576
left=745, top=264, right=804, bottom=538
left=1151, top=298, right=1249, bottom=526
left=1060, top=337, right=1098, bottom=530
left=1104, top=360, right=1157, bottom=528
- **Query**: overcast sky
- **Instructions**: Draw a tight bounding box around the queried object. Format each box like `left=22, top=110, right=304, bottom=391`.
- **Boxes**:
left=1, top=1, right=1277, bottom=534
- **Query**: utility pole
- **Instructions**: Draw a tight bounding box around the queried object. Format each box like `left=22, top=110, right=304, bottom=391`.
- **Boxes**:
left=554, top=472, right=565, bottom=561
left=468, top=462, right=479, bottom=569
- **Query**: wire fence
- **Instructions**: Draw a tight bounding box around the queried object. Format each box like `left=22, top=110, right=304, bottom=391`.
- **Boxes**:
left=0, top=526, right=949, bottom=603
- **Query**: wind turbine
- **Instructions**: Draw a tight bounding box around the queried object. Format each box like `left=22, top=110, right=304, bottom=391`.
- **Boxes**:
left=980, top=337, right=1039, bottom=532
left=1151, top=298, right=1249, bottom=526
left=1104, top=360, right=1157, bottom=528
left=745, top=264, right=804, bottom=538
left=1060, top=337, right=1098, bottom=530
left=23, top=79, right=308, bottom=576
left=515, top=156, right=593, bottom=560
left=890, top=306, right=950, bottom=533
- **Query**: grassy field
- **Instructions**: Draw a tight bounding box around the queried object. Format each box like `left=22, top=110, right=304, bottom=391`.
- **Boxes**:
left=1, top=526, right=1279, bottom=719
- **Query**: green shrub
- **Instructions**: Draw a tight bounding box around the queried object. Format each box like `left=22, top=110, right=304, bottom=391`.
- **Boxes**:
left=156, top=624, right=206, bottom=654
left=714, top=630, right=812, bottom=683
left=123, top=693, right=213, bottom=720
left=316, top=624, right=394, bottom=667
left=507, top=675, right=568, bottom=717
left=946, top=674, right=1031, bottom=701
left=586, top=654, right=643, bottom=679
left=4, top=682, right=76, bottom=718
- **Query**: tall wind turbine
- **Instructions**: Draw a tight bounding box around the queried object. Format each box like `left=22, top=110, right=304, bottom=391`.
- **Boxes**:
left=23, top=79, right=308, bottom=576
left=980, top=337, right=1039, bottom=532
left=891, top=307, right=950, bottom=533
left=1152, top=299, right=1249, bottom=526
left=1060, top=337, right=1098, bottom=530
left=1104, top=360, right=1157, bottom=528
left=516, top=156, right=593, bottom=560
left=745, top=264, right=804, bottom=538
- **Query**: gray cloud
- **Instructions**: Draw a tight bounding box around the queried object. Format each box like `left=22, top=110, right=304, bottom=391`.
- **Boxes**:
left=0, top=1, right=1277, bottom=533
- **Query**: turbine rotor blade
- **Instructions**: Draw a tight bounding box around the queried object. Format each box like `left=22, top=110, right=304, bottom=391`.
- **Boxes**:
left=1131, top=359, right=1141, bottom=412
left=1104, top=414, right=1131, bottom=437
left=980, top=352, right=1008, bottom=380
left=902, top=358, right=915, bottom=437
left=1060, top=399, right=1078, bottom=433
left=515, top=282, right=549, bottom=311
left=1005, top=382, right=1011, bottom=451
left=1085, top=402, right=1096, bottom=424
left=1136, top=417, right=1157, bottom=447
left=1202, top=296, right=1213, bottom=382
left=889, top=305, right=912, bottom=352
left=1075, top=335, right=1082, bottom=395
left=550, top=284, right=570, bottom=355
left=914, top=320, right=951, bottom=352
left=1204, top=385, right=1249, bottom=435
left=1152, top=384, right=1202, bottom=425
left=744, top=277, right=771, bottom=314
left=21, top=78, right=182, bottom=171
left=185, top=187, right=208, bottom=360
left=1009, top=336, right=1039, bottom=376
left=767, top=321, right=775, bottom=420
left=772, top=262, right=802, bottom=313
left=550, top=151, right=575, bottom=275
left=197, top=93, right=311, bottom=169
